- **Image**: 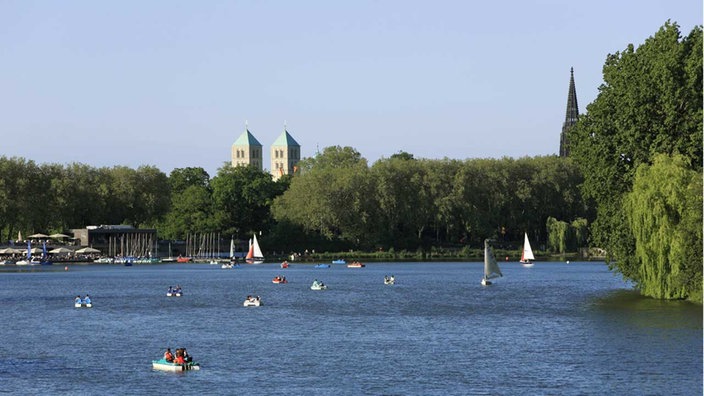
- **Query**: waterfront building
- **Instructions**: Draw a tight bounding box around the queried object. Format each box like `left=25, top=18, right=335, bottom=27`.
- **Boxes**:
left=270, top=127, right=301, bottom=181
left=559, top=67, right=579, bottom=157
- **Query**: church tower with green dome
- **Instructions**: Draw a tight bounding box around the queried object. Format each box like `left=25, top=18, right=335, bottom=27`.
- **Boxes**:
left=270, top=125, right=300, bottom=180
left=231, top=123, right=263, bottom=170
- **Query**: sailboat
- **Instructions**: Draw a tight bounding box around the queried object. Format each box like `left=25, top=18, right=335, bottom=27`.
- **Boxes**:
left=16, top=241, right=39, bottom=266
left=481, top=239, right=503, bottom=286
left=40, top=241, right=52, bottom=265
left=520, top=232, right=535, bottom=267
left=222, top=238, right=239, bottom=269
left=245, top=234, right=264, bottom=264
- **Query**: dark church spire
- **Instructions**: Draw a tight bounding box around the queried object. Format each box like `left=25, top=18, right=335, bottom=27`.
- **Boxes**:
left=559, top=67, right=579, bottom=157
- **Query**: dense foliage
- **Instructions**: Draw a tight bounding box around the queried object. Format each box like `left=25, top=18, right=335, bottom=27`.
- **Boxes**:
left=0, top=157, right=171, bottom=243
left=272, top=147, right=589, bottom=251
left=569, top=22, right=702, bottom=302
left=0, top=150, right=589, bottom=257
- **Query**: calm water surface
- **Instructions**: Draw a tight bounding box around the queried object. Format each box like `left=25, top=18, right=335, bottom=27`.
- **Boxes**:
left=0, top=262, right=700, bottom=395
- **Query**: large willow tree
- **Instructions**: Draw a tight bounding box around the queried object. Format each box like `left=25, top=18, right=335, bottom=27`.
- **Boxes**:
left=624, top=154, right=702, bottom=301
left=570, top=22, right=702, bottom=302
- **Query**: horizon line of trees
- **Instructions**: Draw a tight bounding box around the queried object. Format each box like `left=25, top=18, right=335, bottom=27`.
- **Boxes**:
left=0, top=152, right=591, bottom=256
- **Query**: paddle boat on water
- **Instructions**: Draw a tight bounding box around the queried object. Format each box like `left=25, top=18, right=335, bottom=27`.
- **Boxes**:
left=332, top=259, right=346, bottom=264
left=314, top=264, right=330, bottom=269
left=280, top=260, right=289, bottom=268
left=153, top=348, right=199, bottom=372
left=272, top=276, right=288, bottom=284
left=347, top=261, right=365, bottom=268
left=243, top=295, right=262, bottom=307
left=74, top=295, right=92, bottom=308
left=310, top=280, right=328, bottom=290
left=152, top=359, right=200, bottom=372
left=166, top=286, right=182, bottom=297
left=384, top=275, right=395, bottom=285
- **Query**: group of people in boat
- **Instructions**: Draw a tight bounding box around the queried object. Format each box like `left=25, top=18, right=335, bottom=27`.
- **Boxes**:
left=163, top=348, right=193, bottom=364
left=74, top=295, right=92, bottom=305
left=245, top=295, right=261, bottom=303
left=167, top=285, right=182, bottom=295
left=272, top=275, right=287, bottom=283
left=311, top=279, right=326, bottom=288
left=384, top=275, right=395, bottom=284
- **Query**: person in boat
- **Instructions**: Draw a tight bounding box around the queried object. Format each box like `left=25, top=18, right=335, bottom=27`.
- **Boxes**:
left=74, top=295, right=82, bottom=304
left=167, top=286, right=173, bottom=294
left=164, top=348, right=174, bottom=362
left=174, top=349, right=185, bottom=364
left=83, top=295, right=91, bottom=305
left=183, top=348, right=192, bottom=363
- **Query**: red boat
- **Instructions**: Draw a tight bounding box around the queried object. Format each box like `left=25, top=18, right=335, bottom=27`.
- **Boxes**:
left=272, top=276, right=288, bottom=284
left=176, top=256, right=192, bottom=263
left=347, top=261, right=365, bottom=268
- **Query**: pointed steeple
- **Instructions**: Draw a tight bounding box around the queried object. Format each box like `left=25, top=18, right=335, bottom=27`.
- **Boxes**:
left=560, top=67, right=579, bottom=157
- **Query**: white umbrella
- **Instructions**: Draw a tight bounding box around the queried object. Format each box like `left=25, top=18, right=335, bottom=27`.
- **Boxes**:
left=49, top=233, right=72, bottom=239
left=0, top=248, right=22, bottom=254
left=49, top=247, right=73, bottom=254
left=76, top=247, right=101, bottom=254
left=28, top=233, right=49, bottom=238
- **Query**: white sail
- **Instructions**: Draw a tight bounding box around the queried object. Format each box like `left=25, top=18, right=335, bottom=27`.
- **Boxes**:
left=252, top=234, right=264, bottom=259
left=483, top=239, right=503, bottom=280
left=229, top=238, right=235, bottom=258
left=522, top=233, right=535, bottom=261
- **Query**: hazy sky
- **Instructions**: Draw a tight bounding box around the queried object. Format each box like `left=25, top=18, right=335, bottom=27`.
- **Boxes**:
left=1, top=1, right=701, bottom=177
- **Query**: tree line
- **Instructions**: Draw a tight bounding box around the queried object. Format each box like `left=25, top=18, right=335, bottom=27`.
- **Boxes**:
left=0, top=152, right=589, bottom=257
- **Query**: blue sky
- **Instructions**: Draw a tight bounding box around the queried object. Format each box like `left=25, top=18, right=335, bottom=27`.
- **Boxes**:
left=1, top=1, right=701, bottom=177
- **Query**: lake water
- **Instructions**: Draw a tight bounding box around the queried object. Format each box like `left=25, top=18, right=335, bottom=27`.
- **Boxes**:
left=0, top=261, right=700, bottom=395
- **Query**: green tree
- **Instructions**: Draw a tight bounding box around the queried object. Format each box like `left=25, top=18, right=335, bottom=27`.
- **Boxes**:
left=624, top=154, right=702, bottom=302
left=569, top=22, right=702, bottom=299
left=272, top=146, right=375, bottom=245
left=211, top=165, right=279, bottom=238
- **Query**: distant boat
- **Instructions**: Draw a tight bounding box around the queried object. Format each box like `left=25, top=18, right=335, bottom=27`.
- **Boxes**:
left=245, top=234, right=264, bottom=264
left=481, top=239, right=503, bottom=286
left=16, top=241, right=39, bottom=266
left=161, top=242, right=177, bottom=263
left=152, top=359, right=200, bottom=372
left=332, top=259, right=346, bottom=264
left=520, top=232, right=535, bottom=267
left=314, top=264, right=330, bottom=269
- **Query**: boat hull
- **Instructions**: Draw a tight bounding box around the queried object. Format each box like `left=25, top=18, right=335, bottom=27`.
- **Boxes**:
left=166, top=293, right=182, bottom=297
left=152, top=359, right=200, bottom=372
left=243, top=299, right=262, bottom=307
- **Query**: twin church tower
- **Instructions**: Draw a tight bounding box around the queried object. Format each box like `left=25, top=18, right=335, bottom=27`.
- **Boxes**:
left=231, top=124, right=300, bottom=181
left=231, top=69, right=578, bottom=176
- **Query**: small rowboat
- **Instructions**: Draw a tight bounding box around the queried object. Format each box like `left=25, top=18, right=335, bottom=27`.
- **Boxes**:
left=152, top=359, right=200, bottom=372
